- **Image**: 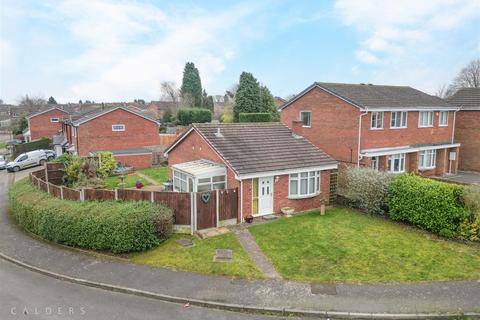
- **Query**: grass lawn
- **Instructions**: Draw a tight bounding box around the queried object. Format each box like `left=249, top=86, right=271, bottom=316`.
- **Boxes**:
left=138, top=166, right=168, bottom=184
left=249, top=208, right=480, bottom=283
left=103, top=174, right=151, bottom=189
left=130, top=233, right=262, bottom=279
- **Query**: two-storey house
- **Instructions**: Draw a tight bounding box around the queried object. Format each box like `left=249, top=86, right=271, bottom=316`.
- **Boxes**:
left=280, top=82, right=460, bottom=176
left=26, top=107, right=69, bottom=141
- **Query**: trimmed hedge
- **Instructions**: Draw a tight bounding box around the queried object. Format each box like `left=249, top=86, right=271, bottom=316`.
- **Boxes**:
left=13, top=137, right=51, bottom=158
left=176, top=108, right=212, bottom=125
left=388, top=174, right=468, bottom=238
left=9, top=181, right=173, bottom=253
left=238, top=112, right=272, bottom=122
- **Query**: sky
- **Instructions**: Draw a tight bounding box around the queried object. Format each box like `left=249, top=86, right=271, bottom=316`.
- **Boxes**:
left=1, top=0, right=479, bottom=104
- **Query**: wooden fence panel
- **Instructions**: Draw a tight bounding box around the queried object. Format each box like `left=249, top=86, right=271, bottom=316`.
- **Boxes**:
left=153, top=192, right=191, bottom=225
left=84, top=189, right=115, bottom=201
left=218, top=188, right=238, bottom=221
left=38, top=179, right=48, bottom=193
left=196, top=191, right=216, bottom=230
left=117, top=189, right=151, bottom=201
left=49, top=183, right=62, bottom=198
left=63, top=187, right=80, bottom=201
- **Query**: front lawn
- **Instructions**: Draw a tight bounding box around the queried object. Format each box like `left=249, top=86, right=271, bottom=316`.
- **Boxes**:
left=103, top=173, right=151, bottom=189
left=249, top=208, right=480, bottom=283
left=138, top=166, right=168, bottom=184
left=130, top=233, right=262, bottom=279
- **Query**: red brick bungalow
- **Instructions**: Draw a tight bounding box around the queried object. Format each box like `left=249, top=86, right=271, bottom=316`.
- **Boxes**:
left=61, top=107, right=160, bottom=169
left=448, top=88, right=480, bottom=172
left=27, top=107, right=69, bottom=141
left=280, top=82, right=461, bottom=176
left=164, top=123, right=337, bottom=222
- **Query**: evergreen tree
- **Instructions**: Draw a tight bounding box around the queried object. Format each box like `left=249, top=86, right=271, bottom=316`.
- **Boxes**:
left=260, top=85, right=279, bottom=121
left=206, top=95, right=214, bottom=111
left=180, top=62, right=203, bottom=107
left=48, top=96, right=57, bottom=104
left=233, top=72, right=261, bottom=122
left=201, top=89, right=208, bottom=108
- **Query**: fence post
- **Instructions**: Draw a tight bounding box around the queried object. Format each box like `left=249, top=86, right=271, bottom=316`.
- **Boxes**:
left=190, top=192, right=194, bottom=235
left=114, top=188, right=118, bottom=201
left=216, top=189, right=220, bottom=228
left=150, top=191, right=154, bottom=203
left=46, top=182, right=50, bottom=195
left=44, top=164, right=48, bottom=183
left=60, top=186, right=64, bottom=200
left=80, top=188, right=85, bottom=201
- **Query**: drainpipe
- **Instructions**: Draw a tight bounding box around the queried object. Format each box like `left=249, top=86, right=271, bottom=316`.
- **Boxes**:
left=357, top=108, right=369, bottom=167
left=240, top=180, right=244, bottom=223
left=451, top=106, right=460, bottom=144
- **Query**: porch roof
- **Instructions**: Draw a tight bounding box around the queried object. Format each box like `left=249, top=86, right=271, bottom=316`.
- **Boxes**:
left=361, top=142, right=461, bottom=157
left=172, top=159, right=226, bottom=178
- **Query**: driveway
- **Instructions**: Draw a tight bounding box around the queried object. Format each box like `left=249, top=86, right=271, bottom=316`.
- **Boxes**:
left=439, top=171, right=480, bottom=185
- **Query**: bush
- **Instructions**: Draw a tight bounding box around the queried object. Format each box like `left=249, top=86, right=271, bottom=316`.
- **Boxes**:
left=12, top=137, right=51, bottom=158
left=388, top=174, right=468, bottom=238
left=238, top=112, right=271, bottom=122
left=464, top=185, right=480, bottom=216
left=458, top=185, right=480, bottom=242
left=97, top=152, right=117, bottom=178
left=176, top=108, right=212, bottom=125
left=9, top=181, right=174, bottom=253
left=338, top=167, right=393, bottom=215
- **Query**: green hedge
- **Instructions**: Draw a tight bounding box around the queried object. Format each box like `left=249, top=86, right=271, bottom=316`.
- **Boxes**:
left=388, top=174, right=468, bottom=238
left=238, top=112, right=271, bottom=122
left=176, top=108, right=212, bottom=125
left=13, top=137, right=51, bottom=158
left=9, top=181, right=173, bottom=253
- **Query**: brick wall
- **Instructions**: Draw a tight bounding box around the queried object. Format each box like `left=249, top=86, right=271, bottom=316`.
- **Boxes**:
left=114, top=153, right=152, bottom=169
left=455, top=111, right=480, bottom=171
left=76, top=109, right=160, bottom=156
left=29, top=109, right=68, bottom=141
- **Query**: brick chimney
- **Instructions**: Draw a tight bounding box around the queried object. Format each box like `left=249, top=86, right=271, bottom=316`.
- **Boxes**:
left=291, top=120, right=303, bottom=137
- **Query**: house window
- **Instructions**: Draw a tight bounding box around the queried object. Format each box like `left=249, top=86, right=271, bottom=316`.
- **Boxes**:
left=371, top=156, right=379, bottom=171
left=50, top=117, right=59, bottom=123
left=300, top=111, right=311, bottom=127
left=289, top=171, right=320, bottom=198
left=112, top=124, right=125, bottom=132
left=418, top=111, right=433, bottom=127
left=419, top=149, right=436, bottom=169
left=439, top=111, right=449, bottom=127
left=387, top=153, right=405, bottom=173
left=196, top=175, right=226, bottom=192
left=390, top=111, right=407, bottom=128
left=370, top=112, right=383, bottom=129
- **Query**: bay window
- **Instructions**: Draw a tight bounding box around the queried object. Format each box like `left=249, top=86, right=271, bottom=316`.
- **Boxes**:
left=289, top=171, right=320, bottom=198
left=419, top=149, right=436, bottom=169
left=387, top=153, right=405, bottom=173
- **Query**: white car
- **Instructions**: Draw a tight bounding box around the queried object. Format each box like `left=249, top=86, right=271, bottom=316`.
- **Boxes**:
left=6, top=150, right=47, bottom=172
left=0, top=155, right=6, bottom=170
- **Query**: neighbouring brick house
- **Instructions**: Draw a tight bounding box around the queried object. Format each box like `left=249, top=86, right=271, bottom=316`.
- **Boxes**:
left=164, top=123, right=337, bottom=222
left=26, top=107, right=69, bottom=141
left=448, top=88, right=480, bottom=172
left=280, top=82, right=461, bottom=176
left=60, top=107, right=160, bottom=169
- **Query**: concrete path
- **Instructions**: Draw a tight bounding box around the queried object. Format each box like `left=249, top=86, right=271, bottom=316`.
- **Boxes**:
left=1, top=170, right=480, bottom=318
left=437, top=171, right=480, bottom=185
left=232, top=226, right=280, bottom=279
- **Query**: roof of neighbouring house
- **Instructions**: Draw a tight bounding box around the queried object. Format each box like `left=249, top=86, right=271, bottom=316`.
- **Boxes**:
left=447, top=88, right=480, bottom=111
left=92, top=148, right=153, bottom=155
left=27, top=107, right=69, bottom=119
left=280, top=82, right=456, bottom=110
left=70, top=106, right=159, bottom=126
left=165, top=122, right=337, bottom=178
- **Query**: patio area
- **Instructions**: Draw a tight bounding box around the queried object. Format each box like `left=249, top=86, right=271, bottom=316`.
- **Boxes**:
left=436, top=171, right=480, bottom=185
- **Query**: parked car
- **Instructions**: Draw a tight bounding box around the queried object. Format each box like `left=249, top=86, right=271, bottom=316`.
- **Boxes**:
left=41, top=149, right=57, bottom=161
left=6, top=150, right=47, bottom=172
left=0, top=155, right=6, bottom=170
left=6, top=139, right=23, bottom=146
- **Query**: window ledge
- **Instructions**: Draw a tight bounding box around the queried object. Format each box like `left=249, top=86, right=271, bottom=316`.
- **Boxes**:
left=370, top=128, right=384, bottom=131
left=418, top=125, right=433, bottom=128
left=390, top=126, right=407, bottom=129
left=419, top=167, right=436, bottom=171
left=438, top=125, right=448, bottom=127
left=302, top=125, right=311, bottom=128
left=288, top=192, right=320, bottom=200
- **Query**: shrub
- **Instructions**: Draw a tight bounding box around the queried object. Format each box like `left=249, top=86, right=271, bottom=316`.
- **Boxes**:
left=97, top=151, right=117, bottom=178
left=458, top=185, right=480, bottom=242
left=176, top=108, right=212, bottom=125
left=238, top=112, right=271, bottom=122
left=9, top=181, right=174, bottom=253
left=12, top=137, right=51, bottom=158
left=388, top=174, right=468, bottom=238
left=338, top=167, right=393, bottom=215
left=464, top=185, right=480, bottom=216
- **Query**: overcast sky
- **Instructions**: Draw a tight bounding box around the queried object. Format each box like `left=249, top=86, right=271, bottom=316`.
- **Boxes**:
left=1, top=0, right=479, bottom=104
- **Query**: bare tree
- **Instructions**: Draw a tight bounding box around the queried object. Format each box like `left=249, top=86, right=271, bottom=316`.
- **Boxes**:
left=435, top=84, right=456, bottom=99
left=447, top=58, right=480, bottom=94
left=160, top=81, right=180, bottom=107
left=17, top=94, right=47, bottom=113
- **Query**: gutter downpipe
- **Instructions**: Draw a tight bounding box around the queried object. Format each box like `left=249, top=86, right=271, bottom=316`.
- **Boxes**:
left=357, top=108, right=369, bottom=167
left=449, top=106, right=461, bottom=174
left=240, top=180, right=244, bottom=223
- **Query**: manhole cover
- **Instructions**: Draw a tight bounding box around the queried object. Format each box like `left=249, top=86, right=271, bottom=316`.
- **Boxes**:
left=176, top=239, right=194, bottom=248
left=310, top=283, right=337, bottom=295
left=214, top=249, right=233, bottom=262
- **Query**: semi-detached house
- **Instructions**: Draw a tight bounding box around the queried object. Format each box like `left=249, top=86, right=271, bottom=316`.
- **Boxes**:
left=280, top=82, right=460, bottom=176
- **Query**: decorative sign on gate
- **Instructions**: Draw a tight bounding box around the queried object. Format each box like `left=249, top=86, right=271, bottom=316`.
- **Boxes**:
left=201, top=192, right=211, bottom=204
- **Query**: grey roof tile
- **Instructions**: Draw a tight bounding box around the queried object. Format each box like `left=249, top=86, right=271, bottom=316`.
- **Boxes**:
left=447, top=88, right=480, bottom=111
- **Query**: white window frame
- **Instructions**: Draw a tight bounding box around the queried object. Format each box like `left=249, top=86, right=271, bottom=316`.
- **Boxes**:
left=288, top=171, right=320, bottom=199
left=418, top=111, right=433, bottom=128
left=196, top=175, right=226, bottom=192
left=419, top=149, right=436, bottom=170
left=299, top=111, right=311, bottom=128
left=173, top=170, right=190, bottom=192
left=370, top=112, right=383, bottom=130
left=439, top=111, right=449, bottom=127
left=112, top=124, right=125, bottom=132
left=50, top=117, right=59, bottom=123
left=390, top=111, right=407, bottom=129
left=371, top=156, right=379, bottom=171
left=387, top=153, right=406, bottom=173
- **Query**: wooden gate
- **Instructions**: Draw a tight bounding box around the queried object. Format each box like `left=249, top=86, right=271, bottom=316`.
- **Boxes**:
left=196, top=190, right=217, bottom=230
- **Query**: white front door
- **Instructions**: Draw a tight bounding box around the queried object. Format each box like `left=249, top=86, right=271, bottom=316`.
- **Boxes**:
left=258, top=176, right=273, bottom=215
